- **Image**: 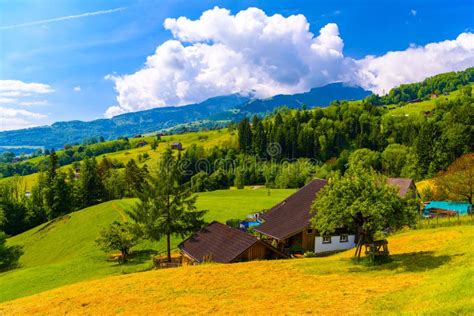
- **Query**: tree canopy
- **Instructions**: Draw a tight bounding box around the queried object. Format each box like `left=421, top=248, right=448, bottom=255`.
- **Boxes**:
left=310, top=166, right=419, bottom=251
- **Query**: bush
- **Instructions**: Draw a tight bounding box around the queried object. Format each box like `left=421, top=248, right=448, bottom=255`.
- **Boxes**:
left=95, top=222, right=138, bottom=263
left=0, top=231, right=23, bottom=271
left=304, top=251, right=317, bottom=258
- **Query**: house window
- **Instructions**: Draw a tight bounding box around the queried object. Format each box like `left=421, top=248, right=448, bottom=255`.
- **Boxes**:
left=340, top=234, right=349, bottom=243
left=307, top=229, right=314, bottom=234
left=322, top=236, right=331, bottom=244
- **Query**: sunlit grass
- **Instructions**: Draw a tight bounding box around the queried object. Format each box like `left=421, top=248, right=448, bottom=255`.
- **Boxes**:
left=1, top=225, right=472, bottom=314
left=0, top=187, right=294, bottom=303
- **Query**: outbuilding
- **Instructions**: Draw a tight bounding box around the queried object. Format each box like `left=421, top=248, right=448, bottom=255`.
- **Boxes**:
left=179, top=221, right=287, bottom=264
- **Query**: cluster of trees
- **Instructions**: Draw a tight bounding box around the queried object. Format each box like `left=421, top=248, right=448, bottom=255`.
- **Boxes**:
left=0, top=207, right=23, bottom=271
left=237, top=86, right=473, bottom=180
left=0, top=138, right=133, bottom=179
left=96, top=148, right=207, bottom=263
left=0, top=152, right=148, bottom=237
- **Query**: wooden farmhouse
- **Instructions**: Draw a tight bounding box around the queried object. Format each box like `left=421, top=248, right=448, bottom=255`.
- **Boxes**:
left=255, top=178, right=417, bottom=255
left=179, top=221, right=287, bottom=264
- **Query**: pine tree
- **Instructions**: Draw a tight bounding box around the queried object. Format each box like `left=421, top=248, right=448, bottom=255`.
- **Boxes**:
left=127, top=148, right=207, bottom=262
left=79, top=157, right=104, bottom=207
left=237, top=117, right=252, bottom=154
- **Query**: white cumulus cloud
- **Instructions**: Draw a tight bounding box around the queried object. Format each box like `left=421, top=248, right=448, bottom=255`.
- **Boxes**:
left=353, top=32, right=474, bottom=94
left=73, top=86, right=81, bottom=92
left=0, top=106, right=47, bottom=131
left=105, top=6, right=474, bottom=117
left=0, top=80, right=53, bottom=130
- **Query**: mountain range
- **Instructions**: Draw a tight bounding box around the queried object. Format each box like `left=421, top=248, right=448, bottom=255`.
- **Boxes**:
left=0, top=83, right=370, bottom=150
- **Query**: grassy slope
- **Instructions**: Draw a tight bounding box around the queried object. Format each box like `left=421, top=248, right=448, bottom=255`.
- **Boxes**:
left=0, top=187, right=294, bottom=303
left=386, top=83, right=472, bottom=118
left=1, top=225, right=473, bottom=314
left=0, top=128, right=236, bottom=191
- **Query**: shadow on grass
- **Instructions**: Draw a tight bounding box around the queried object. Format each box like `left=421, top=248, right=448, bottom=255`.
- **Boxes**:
left=126, top=249, right=157, bottom=265
left=349, top=251, right=457, bottom=273
left=108, top=249, right=157, bottom=268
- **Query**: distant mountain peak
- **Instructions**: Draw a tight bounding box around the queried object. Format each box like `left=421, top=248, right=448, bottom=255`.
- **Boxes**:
left=0, top=83, right=370, bottom=149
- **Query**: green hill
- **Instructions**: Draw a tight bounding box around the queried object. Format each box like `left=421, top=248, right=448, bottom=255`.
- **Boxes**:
left=0, top=187, right=295, bottom=303
left=1, top=224, right=473, bottom=314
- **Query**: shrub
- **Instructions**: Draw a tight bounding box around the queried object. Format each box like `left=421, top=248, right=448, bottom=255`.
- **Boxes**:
left=0, top=231, right=23, bottom=271
left=95, top=221, right=138, bottom=263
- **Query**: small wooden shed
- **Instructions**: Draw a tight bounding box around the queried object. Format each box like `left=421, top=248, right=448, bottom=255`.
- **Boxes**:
left=179, top=221, right=287, bottom=264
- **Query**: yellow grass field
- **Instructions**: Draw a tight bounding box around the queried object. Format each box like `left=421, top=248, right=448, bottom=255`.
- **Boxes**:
left=1, top=225, right=473, bottom=315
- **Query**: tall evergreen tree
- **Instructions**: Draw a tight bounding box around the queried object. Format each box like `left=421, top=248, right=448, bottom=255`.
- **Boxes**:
left=237, top=117, right=252, bottom=154
left=79, top=157, right=104, bottom=207
left=127, top=148, right=207, bottom=262
left=124, top=159, right=147, bottom=196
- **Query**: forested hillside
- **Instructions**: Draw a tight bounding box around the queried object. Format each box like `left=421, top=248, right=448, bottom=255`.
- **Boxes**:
left=0, top=84, right=369, bottom=149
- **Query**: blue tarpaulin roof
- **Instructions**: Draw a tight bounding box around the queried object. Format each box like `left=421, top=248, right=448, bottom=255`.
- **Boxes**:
left=424, top=201, right=472, bottom=215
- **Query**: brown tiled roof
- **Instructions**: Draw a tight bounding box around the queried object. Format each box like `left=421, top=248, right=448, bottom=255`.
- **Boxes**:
left=178, top=221, right=259, bottom=263
left=255, top=179, right=327, bottom=240
left=387, top=178, right=415, bottom=197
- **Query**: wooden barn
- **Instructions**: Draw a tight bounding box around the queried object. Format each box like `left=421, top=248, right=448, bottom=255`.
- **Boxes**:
left=179, top=221, right=287, bottom=264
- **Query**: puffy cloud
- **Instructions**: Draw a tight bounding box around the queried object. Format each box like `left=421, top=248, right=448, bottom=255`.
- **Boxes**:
left=105, top=7, right=474, bottom=116
left=104, top=105, right=126, bottom=118
left=0, top=80, right=52, bottom=130
left=0, top=106, right=47, bottom=131
left=353, top=32, right=474, bottom=94
left=0, top=80, right=54, bottom=96
left=73, top=86, right=81, bottom=92
left=106, top=7, right=348, bottom=115
left=410, top=9, right=417, bottom=16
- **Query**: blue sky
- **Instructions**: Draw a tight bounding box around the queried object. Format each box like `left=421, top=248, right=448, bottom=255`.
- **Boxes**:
left=0, top=0, right=473, bottom=130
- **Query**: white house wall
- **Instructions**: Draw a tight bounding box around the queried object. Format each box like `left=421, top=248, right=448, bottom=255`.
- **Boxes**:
left=314, top=235, right=356, bottom=254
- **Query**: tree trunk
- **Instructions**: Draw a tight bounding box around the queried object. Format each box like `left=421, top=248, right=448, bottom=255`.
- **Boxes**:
left=167, top=233, right=171, bottom=262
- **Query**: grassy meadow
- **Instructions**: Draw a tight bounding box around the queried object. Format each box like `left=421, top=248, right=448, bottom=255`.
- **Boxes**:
left=0, top=187, right=294, bottom=303
left=1, top=224, right=472, bottom=314
left=386, top=83, right=473, bottom=118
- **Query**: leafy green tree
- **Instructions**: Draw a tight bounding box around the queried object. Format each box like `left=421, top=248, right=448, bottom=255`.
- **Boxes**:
left=26, top=174, right=48, bottom=226
left=0, top=231, right=23, bottom=271
left=104, top=169, right=126, bottom=200
left=381, top=144, right=409, bottom=177
left=348, top=148, right=381, bottom=171
left=127, top=148, right=207, bottom=262
left=95, top=221, right=138, bottom=263
left=209, top=168, right=230, bottom=190
left=44, top=151, right=59, bottom=212
left=0, top=177, right=29, bottom=236
left=190, top=171, right=210, bottom=192
left=435, top=154, right=473, bottom=204
left=310, top=166, right=418, bottom=259
left=234, top=168, right=244, bottom=189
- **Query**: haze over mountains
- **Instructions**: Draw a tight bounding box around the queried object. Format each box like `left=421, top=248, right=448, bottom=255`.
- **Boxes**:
left=0, top=83, right=370, bottom=150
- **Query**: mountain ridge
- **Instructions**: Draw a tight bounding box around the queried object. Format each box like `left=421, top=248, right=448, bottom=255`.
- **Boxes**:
left=0, top=83, right=370, bottom=149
